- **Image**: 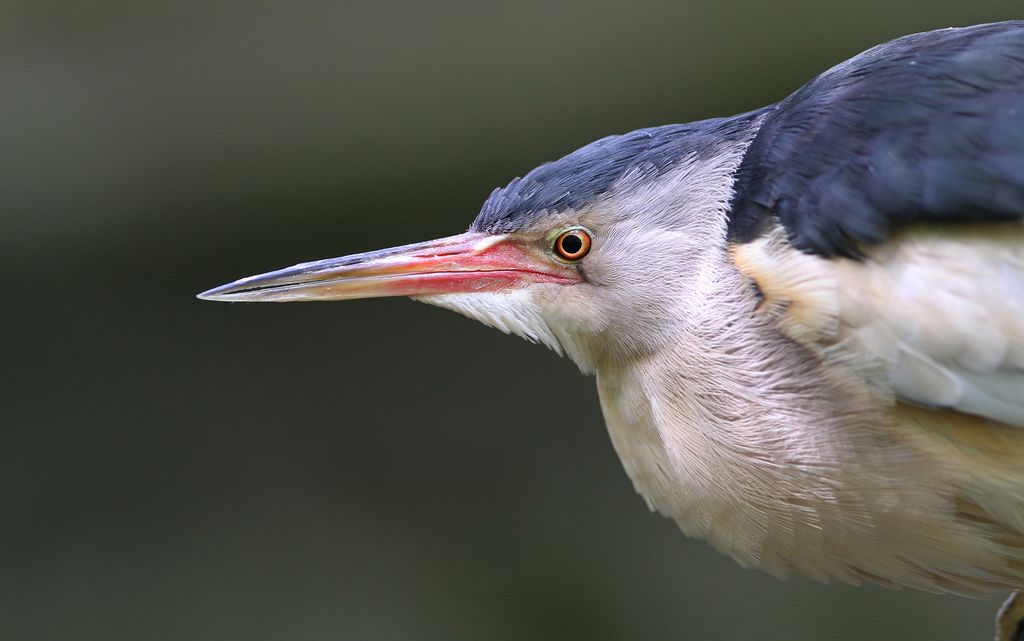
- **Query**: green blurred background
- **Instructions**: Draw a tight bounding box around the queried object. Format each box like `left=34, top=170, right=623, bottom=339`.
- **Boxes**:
left=4, top=2, right=1021, bottom=639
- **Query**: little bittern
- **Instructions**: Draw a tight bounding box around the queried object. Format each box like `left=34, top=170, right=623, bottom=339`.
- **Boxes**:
left=202, top=21, right=1024, bottom=631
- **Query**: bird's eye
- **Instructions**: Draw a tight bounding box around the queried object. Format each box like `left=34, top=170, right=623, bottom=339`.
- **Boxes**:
left=554, top=229, right=592, bottom=261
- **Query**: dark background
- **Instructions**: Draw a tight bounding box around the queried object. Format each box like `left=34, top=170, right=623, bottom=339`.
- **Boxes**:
left=4, top=2, right=1021, bottom=640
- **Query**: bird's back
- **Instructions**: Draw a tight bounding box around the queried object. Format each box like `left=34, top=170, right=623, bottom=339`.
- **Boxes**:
left=729, top=21, right=1024, bottom=430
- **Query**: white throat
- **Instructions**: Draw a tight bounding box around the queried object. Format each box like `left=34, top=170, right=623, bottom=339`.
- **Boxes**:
left=415, top=289, right=563, bottom=352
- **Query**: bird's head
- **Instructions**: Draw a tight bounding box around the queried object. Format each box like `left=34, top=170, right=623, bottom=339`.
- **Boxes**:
left=199, top=119, right=754, bottom=372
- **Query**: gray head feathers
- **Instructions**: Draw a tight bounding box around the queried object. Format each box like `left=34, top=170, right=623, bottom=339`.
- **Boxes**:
left=472, top=111, right=766, bottom=234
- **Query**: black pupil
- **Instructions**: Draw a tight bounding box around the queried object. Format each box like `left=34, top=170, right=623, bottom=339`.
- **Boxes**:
left=561, top=233, right=583, bottom=255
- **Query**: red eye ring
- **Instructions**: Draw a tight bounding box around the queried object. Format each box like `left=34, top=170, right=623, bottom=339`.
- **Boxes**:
left=554, top=229, right=592, bottom=261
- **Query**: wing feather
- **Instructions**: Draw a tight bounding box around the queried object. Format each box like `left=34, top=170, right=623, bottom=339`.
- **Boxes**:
left=733, top=223, right=1024, bottom=427
left=727, top=21, right=1024, bottom=426
left=728, top=21, right=1024, bottom=257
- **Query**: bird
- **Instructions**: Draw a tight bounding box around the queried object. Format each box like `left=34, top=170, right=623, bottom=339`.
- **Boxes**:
left=201, top=21, right=1024, bottom=605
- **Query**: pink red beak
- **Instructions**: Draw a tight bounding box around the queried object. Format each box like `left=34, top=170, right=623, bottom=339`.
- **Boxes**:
left=198, top=231, right=580, bottom=303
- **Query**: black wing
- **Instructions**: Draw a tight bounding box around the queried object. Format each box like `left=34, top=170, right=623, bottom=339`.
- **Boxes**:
left=728, top=21, right=1024, bottom=257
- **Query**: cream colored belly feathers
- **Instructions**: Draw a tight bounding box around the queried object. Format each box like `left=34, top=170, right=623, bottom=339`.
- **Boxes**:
left=595, top=222, right=1024, bottom=596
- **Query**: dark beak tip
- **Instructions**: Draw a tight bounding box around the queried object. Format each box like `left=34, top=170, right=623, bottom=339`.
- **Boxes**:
left=196, top=283, right=238, bottom=302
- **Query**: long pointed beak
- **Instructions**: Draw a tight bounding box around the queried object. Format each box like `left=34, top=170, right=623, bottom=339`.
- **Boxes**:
left=198, top=231, right=580, bottom=302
